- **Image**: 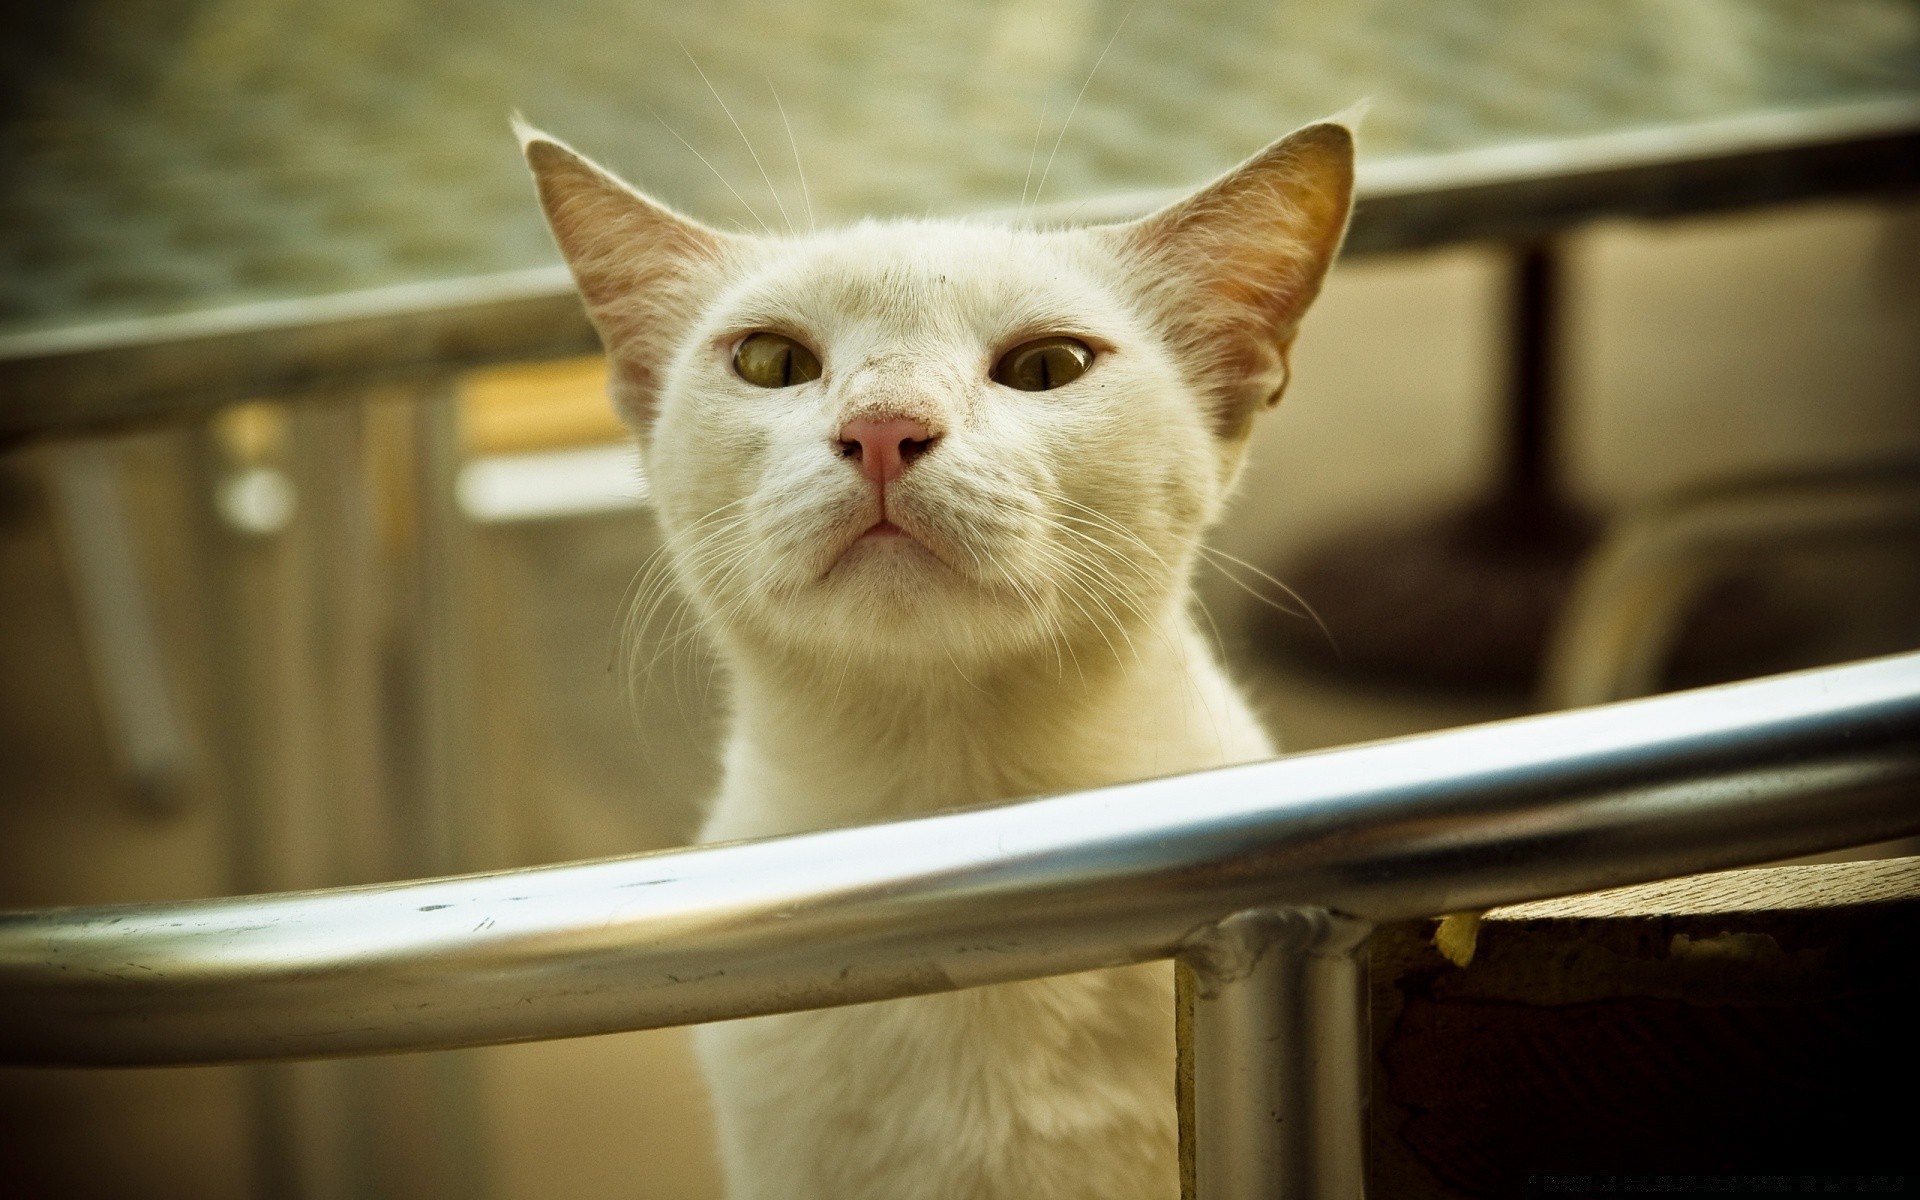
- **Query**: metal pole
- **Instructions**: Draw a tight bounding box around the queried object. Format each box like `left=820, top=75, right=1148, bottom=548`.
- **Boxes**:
left=1182, top=909, right=1372, bottom=1200
left=44, top=437, right=195, bottom=813
left=1, top=651, right=1916, bottom=1066
left=236, top=385, right=487, bottom=1199
left=1502, top=241, right=1560, bottom=511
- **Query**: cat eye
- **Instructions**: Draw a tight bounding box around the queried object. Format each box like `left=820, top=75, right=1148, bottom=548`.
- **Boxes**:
left=992, top=337, right=1093, bottom=392
left=734, top=332, right=823, bottom=388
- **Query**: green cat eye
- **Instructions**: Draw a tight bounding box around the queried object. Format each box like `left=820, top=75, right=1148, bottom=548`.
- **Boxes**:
left=734, top=332, right=822, bottom=388
left=993, top=337, right=1093, bottom=392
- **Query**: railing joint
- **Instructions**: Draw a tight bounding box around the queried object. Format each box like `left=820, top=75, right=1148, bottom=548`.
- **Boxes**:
left=1179, top=907, right=1375, bottom=1200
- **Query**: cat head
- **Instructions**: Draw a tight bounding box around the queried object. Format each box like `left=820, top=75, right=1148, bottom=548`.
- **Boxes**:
left=522, top=120, right=1353, bottom=676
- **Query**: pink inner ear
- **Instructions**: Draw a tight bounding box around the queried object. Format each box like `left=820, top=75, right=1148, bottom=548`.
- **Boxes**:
left=523, top=135, right=736, bottom=428
left=1111, top=123, right=1354, bottom=432
left=527, top=140, right=721, bottom=303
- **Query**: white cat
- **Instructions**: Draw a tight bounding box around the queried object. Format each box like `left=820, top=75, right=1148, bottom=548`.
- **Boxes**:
left=522, top=117, right=1354, bottom=1200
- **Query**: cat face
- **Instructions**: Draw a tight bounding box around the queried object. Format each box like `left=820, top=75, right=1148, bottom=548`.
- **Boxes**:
left=641, top=221, right=1220, bottom=668
left=523, top=123, right=1353, bottom=672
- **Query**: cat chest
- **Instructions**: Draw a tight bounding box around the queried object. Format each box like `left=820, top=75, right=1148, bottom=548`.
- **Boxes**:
left=706, top=963, right=1178, bottom=1117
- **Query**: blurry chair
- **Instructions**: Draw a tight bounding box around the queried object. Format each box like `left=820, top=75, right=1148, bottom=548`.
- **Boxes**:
left=1542, top=459, right=1920, bottom=709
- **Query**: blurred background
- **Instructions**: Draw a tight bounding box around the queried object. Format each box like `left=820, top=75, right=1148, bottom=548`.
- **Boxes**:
left=1, top=1, right=1917, bottom=1197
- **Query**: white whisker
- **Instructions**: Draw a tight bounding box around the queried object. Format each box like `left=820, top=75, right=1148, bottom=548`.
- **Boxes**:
left=1019, top=100, right=1048, bottom=215
left=681, top=45, right=794, bottom=236
left=1198, top=544, right=1341, bottom=658
left=768, top=79, right=816, bottom=234
left=651, top=109, right=772, bottom=235
left=1032, top=7, right=1132, bottom=211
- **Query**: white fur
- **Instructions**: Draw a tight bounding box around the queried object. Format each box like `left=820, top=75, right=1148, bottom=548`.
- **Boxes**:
left=524, top=122, right=1353, bottom=1199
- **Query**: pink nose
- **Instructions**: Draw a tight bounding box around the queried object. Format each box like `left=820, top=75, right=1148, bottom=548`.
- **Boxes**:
left=836, top=417, right=938, bottom=487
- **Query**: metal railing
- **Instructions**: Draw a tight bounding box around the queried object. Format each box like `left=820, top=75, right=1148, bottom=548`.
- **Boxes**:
left=4, top=650, right=1919, bottom=1198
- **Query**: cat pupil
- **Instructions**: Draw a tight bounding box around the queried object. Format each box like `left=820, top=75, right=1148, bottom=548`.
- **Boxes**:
left=734, top=331, right=821, bottom=388
left=994, top=336, right=1093, bottom=391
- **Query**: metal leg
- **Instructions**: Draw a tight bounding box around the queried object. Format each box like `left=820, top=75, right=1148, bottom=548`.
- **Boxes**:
left=393, top=385, right=476, bottom=879
left=197, top=385, right=488, bottom=1199
left=45, top=439, right=194, bottom=814
left=1269, top=241, right=1594, bottom=687
left=1180, top=908, right=1374, bottom=1200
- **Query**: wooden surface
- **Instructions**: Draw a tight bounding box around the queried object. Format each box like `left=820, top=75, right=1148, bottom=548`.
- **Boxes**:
left=1368, top=857, right=1920, bottom=1197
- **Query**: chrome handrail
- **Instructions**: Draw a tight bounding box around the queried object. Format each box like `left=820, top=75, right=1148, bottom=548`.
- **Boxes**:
left=4, top=650, right=1918, bottom=1198
left=6, top=646, right=1917, bottom=1060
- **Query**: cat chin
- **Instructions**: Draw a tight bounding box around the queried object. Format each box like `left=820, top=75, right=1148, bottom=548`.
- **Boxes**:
left=736, top=565, right=1043, bottom=669
left=812, top=539, right=976, bottom=623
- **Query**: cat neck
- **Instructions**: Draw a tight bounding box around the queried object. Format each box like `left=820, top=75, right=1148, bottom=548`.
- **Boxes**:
left=705, top=602, right=1269, bottom=837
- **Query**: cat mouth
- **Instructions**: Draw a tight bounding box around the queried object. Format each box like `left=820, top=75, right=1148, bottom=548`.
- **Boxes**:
left=824, top=513, right=958, bottom=578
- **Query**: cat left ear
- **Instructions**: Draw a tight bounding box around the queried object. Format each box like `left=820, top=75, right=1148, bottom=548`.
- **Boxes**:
left=1102, top=119, right=1355, bottom=438
left=516, top=119, right=735, bottom=428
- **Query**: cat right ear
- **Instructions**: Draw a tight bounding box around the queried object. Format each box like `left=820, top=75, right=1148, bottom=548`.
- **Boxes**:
left=516, top=120, right=734, bottom=428
left=1099, top=118, right=1356, bottom=439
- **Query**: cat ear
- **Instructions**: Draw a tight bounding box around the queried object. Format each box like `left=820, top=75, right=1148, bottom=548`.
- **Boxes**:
left=1102, top=119, right=1355, bottom=438
left=516, top=119, right=735, bottom=428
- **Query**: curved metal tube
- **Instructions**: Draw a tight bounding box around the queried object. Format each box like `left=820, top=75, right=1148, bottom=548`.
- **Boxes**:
left=2, top=651, right=1918, bottom=1067
left=1542, top=466, right=1920, bottom=709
